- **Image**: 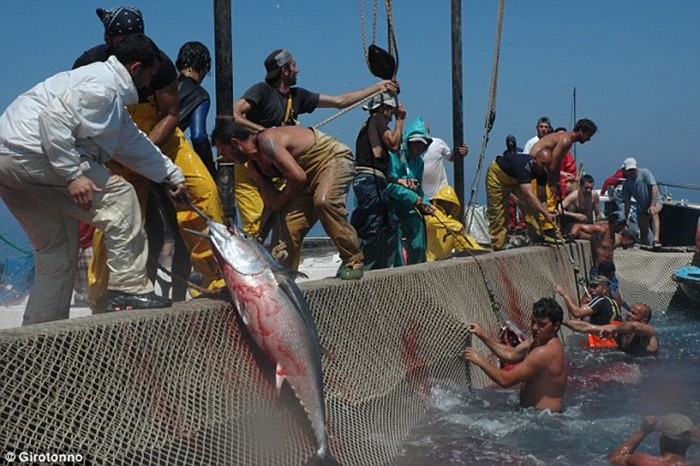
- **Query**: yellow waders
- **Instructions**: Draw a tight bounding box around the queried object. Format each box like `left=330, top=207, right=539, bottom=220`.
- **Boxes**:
left=486, top=161, right=543, bottom=250
left=425, top=185, right=483, bottom=261
left=234, top=164, right=265, bottom=237
left=88, top=102, right=225, bottom=308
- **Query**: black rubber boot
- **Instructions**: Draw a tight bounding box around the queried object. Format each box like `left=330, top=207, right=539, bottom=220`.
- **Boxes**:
left=105, top=290, right=172, bottom=311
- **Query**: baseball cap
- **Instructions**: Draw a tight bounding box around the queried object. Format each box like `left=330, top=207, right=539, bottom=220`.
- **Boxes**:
left=264, top=49, right=293, bottom=81
left=655, top=413, right=700, bottom=444
left=588, top=275, right=611, bottom=287
left=623, top=157, right=638, bottom=171
left=362, top=92, right=397, bottom=111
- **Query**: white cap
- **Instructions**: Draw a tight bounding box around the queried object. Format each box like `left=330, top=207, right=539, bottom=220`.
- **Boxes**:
left=622, top=157, right=638, bottom=171
left=362, top=92, right=397, bottom=111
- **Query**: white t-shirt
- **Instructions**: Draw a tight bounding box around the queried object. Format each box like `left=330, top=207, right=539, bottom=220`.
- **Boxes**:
left=523, top=135, right=539, bottom=154
left=421, top=137, right=453, bottom=199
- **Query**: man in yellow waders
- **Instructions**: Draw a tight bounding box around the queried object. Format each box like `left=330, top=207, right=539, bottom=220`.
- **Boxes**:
left=74, top=6, right=225, bottom=308
left=425, top=185, right=483, bottom=260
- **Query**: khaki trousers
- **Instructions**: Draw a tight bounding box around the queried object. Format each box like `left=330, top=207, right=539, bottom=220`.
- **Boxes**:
left=0, top=153, right=151, bottom=325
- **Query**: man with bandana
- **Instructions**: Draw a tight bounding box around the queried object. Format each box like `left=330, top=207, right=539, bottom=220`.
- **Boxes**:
left=73, top=6, right=226, bottom=308
left=0, top=34, right=185, bottom=324
left=232, top=48, right=398, bottom=239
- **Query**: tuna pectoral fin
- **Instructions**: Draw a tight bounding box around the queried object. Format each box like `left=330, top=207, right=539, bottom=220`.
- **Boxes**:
left=231, top=295, right=250, bottom=325
left=275, top=363, right=285, bottom=394
left=273, top=269, right=309, bottom=282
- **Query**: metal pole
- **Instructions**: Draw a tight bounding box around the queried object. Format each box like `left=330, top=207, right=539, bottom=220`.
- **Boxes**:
left=451, top=0, right=465, bottom=218
left=213, top=0, right=236, bottom=226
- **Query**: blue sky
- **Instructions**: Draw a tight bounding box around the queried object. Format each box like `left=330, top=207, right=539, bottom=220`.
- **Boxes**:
left=1, top=1, right=699, bottom=248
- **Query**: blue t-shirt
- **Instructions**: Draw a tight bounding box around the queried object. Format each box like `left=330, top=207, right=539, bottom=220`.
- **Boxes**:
left=621, top=168, right=661, bottom=209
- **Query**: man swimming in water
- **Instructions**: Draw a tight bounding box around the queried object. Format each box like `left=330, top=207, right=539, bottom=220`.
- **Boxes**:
left=609, top=413, right=700, bottom=465
left=463, top=297, right=568, bottom=412
left=563, top=302, right=658, bottom=356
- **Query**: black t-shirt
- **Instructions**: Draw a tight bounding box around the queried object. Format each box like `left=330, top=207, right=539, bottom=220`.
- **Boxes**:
left=72, top=44, right=178, bottom=103
left=355, top=113, right=391, bottom=175
left=588, top=295, right=621, bottom=325
left=495, top=153, right=547, bottom=185
left=241, top=81, right=320, bottom=128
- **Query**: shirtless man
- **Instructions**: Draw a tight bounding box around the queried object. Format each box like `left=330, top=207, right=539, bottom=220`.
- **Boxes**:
left=211, top=118, right=363, bottom=278
left=561, top=174, right=601, bottom=224
left=529, top=118, right=597, bottom=200
left=570, top=212, right=635, bottom=269
left=563, top=302, right=658, bottom=356
left=463, top=298, right=568, bottom=412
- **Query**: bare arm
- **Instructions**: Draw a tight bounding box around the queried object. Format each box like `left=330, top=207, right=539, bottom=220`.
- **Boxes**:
left=570, top=222, right=598, bottom=240
left=233, top=98, right=266, bottom=133
left=466, top=323, right=530, bottom=363
left=381, top=104, right=406, bottom=152
left=465, top=344, right=548, bottom=388
left=555, top=284, right=593, bottom=319
left=562, top=319, right=601, bottom=335
left=150, top=80, right=180, bottom=146
left=649, top=184, right=661, bottom=214
left=608, top=417, right=657, bottom=465
left=602, top=321, right=659, bottom=354
left=517, top=182, right=555, bottom=224
left=316, top=80, right=397, bottom=108
left=592, top=191, right=602, bottom=221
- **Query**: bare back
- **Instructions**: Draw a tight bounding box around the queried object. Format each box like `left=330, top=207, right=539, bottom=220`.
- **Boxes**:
left=519, top=337, right=568, bottom=411
left=572, top=222, right=614, bottom=267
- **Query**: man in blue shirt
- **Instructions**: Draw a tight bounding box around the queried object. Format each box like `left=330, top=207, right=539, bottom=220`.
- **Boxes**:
left=621, top=157, right=663, bottom=247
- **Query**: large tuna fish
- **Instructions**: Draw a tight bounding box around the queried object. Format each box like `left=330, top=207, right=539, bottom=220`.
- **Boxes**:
left=207, top=220, right=337, bottom=464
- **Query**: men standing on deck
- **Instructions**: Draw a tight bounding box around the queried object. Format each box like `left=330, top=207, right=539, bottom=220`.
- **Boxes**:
left=350, top=92, right=405, bottom=270
left=232, top=48, right=397, bottom=238
left=485, top=147, right=556, bottom=250
left=463, top=298, right=568, bottom=412
left=0, top=34, right=185, bottom=324
left=529, top=118, right=597, bottom=241
left=621, top=157, right=663, bottom=247
left=74, top=6, right=227, bottom=307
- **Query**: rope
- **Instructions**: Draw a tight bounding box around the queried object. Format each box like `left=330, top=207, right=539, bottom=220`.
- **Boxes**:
left=0, top=232, right=33, bottom=256
left=315, top=0, right=398, bottom=129
left=428, top=212, right=506, bottom=323
left=464, top=0, right=505, bottom=235
left=658, top=181, right=700, bottom=191
left=312, top=88, right=384, bottom=129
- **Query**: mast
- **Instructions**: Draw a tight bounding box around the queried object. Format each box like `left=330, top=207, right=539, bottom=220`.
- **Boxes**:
left=451, top=0, right=465, bottom=218
left=213, top=0, right=236, bottom=225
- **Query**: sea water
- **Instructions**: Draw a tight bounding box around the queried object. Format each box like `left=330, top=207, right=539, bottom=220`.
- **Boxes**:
left=395, top=303, right=700, bottom=465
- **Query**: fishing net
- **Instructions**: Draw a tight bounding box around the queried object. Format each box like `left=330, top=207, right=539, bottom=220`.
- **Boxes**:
left=615, top=248, right=694, bottom=311
left=1, top=242, right=687, bottom=465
